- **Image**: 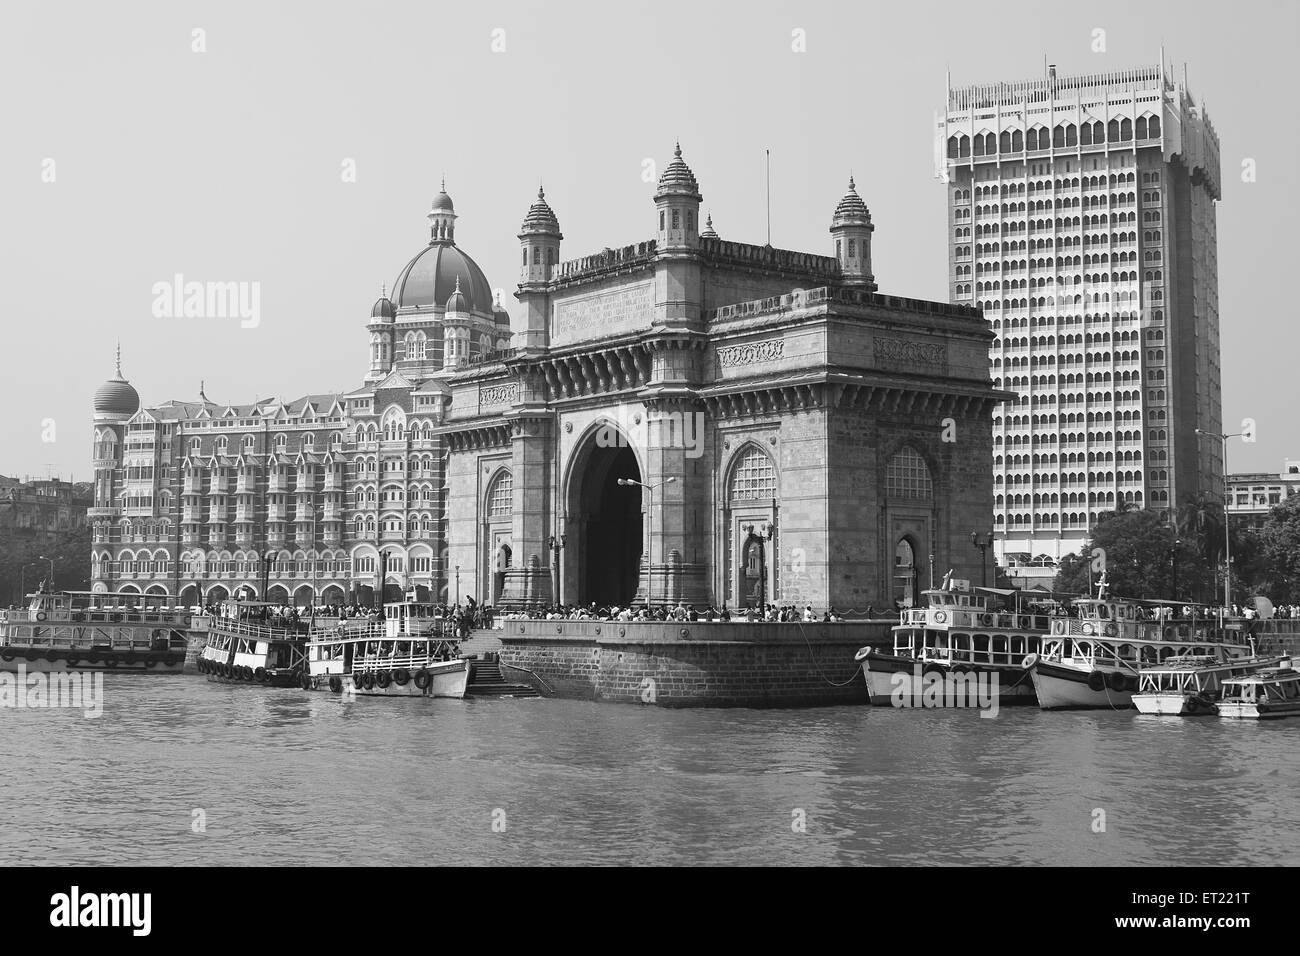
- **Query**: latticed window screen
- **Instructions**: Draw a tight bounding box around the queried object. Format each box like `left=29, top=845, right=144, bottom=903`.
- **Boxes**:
left=886, top=447, right=933, bottom=499
left=487, top=473, right=513, bottom=519
left=729, top=447, right=776, bottom=500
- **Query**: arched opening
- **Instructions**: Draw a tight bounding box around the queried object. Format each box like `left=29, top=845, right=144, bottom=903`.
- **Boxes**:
left=179, top=584, right=200, bottom=608
left=293, top=584, right=314, bottom=609
left=206, top=585, right=230, bottom=603
left=266, top=584, right=289, bottom=605
left=145, top=584, right=168, bottom=597
left=320, top=584, right=345, bottom=606
left=569, top=435, right=643, bottom=607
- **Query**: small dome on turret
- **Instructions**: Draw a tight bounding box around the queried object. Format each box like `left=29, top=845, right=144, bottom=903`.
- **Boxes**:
left=430, top=184, right=454, bottom=214
left=371, top=288, right=396, bottom=320
left=832, top=175, right=872, bottom=228
left=519, top=185, right=562, bottom=236
left=654, top=142, right=702, bottom=201
left=93, top=345, right=140, bottom=417
left=700, top=212, right=718, bottom=239
left=492, top=291, right=511, bottom=327
left=445, top=276, right=469, bottom=315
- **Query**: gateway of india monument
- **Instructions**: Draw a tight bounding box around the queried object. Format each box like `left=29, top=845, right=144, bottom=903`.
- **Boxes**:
left=90, top=145, right=1005, bottom=613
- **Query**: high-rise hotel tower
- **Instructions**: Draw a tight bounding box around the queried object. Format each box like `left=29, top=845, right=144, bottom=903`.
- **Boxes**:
left=936, top=58, right=1222, bottom=581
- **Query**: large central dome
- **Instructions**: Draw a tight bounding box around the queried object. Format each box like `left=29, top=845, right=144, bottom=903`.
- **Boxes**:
left=391, top=243, right=494, bottom=313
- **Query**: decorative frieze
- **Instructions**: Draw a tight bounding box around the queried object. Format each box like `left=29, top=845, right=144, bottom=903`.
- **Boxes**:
left=479, top=382, right=518, bottom=407
left=873, top=337, right=945, bottom=369
left=717, top=339, right=785, bottom=369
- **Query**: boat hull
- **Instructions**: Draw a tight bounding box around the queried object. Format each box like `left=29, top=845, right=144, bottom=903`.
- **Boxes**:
left=311, top=660, right=470, bottom=699
left=860, top=652, right=1036, bottom=706
left=1029, top=659, right=1137, bottom=710
left=0, top=647, right=185, bottom=674
left=1218, top=701, right=1300, bottom=720
left=1131, top=693, right=1216, bottom=716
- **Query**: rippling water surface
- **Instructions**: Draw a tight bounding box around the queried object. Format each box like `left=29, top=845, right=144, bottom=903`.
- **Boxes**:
left=2, top=676, right=1297, bottom=866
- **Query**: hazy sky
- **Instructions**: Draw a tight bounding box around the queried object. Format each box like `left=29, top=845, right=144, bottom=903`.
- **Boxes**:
left=2, top=0, right=1295, bottom=481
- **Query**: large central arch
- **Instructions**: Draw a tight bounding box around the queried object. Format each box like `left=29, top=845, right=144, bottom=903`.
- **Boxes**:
left=565, top=426, right=644, bottom=607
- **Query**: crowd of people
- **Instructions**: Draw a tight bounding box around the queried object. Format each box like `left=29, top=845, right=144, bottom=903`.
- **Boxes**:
left=205, top=599, right=497, bottom=637
left=498, top=602, right=852, bottom=623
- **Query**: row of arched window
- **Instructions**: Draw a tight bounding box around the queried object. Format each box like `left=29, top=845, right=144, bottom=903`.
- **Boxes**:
left=947, top=116, right=1161, bottom=158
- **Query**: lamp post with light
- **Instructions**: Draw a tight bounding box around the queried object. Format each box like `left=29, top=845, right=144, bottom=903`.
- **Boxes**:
left=970, top=531, right=994, bottom=588
left=548, top=532, right=567, bottom=607
left=617, top=476, right=676, bottom=608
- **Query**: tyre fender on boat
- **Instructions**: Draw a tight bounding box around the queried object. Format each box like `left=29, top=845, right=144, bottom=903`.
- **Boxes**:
left=299, top=672, right=312, bottom=691
left=103, top=656, right=119, bottom=669
left=1021, top=653, right=1039, bottom=669
left=363, top=672, right=375, bottom=690
left=413, top=669, right=431, bottom=690
left=933, top=611, right=947, bottom=624
left=853, top=646, right=873, bottom=662
left=1087, top=672, right=1106, bottom=692
left=1106, top=671, right=1126, bottom=692
left=0, top=648, right=16, bottom=662
left=393, top=668, right=410, bottom=686
left=254, top=667, right=267, bottom=682
left=377, top=670, right=392, bottom=689
left=1186, top=696, right=1204, bottom=714
left=328, top=676, right=343, bottom=694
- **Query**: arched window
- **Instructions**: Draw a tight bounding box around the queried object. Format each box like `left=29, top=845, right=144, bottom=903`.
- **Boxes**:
left=487, top=471, right=513, bottom=519
left=728, top=447, right=776, bottom=500
left=887, top=447, right=933, bottom=499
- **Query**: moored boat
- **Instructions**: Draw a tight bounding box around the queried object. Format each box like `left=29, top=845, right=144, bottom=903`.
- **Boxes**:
left=195, top=600, right=309, bottom=687
left=1131, top=653, right=1286, bottom=716
left=1217, top=664, right=1300, bottom=720
left=1025, top=592, right=1256, bottom=710
left=856, top=575, right=1048, bottom=706
left=304, top=599, right=470, bottom=699
left=0, top=587, right=190, bottom=674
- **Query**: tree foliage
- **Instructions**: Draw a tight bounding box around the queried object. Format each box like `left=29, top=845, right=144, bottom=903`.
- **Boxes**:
left=0, top=524, right=91, bottom=606
left=1053, top=508, right=1209, bottom=600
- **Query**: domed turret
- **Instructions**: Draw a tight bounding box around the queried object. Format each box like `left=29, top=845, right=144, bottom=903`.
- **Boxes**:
left=371, top=290, right=396, bottom=320
left=653, top=142, right=702, bottom=252
left=492, top=290, right=511, bottom=328
left=519, top=184, right=563, bottom=286
left=700, top=212, right=718, bottom=239
left=427, top=178, right=457, bottom=243
left=93, top=344, right=140, bottom=418
left=444, top=275, right=469, bottom=315
left=830, top=175, right=876, bottom=290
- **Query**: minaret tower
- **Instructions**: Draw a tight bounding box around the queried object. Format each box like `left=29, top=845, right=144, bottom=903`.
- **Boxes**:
left=516, top=184, right=562, bottom=351
left=830, top=175, right=877, bottom=290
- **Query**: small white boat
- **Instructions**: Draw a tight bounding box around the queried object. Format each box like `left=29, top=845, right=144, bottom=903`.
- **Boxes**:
left=1217, top=665, right=1300, bottom=720
left=196, top=600, right=309, bottom=687
left=1131, top=654, right=1286, bottom=716
left=305, top=599, right=469, bottom=699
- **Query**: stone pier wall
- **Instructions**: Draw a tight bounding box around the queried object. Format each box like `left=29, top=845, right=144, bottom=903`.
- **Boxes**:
left=497, top=619, right=894, bottom=707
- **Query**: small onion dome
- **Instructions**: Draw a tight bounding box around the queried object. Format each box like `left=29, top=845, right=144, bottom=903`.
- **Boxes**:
left=654, top=142, right=702, bottom=201
left=94, top=348, right=140, bottom=416
left=371, top=296, right=396, bottom=320
left=429, top=183, right=454, bottom=214
left=831, top=175, right=872, bottom=228
left=519, top=185, right=562, bottom=237
left=492, top=291, right=511, bottom=327
left=445, top=276, right=469, bottom=314
left=700, top=212, right=718, bottom=239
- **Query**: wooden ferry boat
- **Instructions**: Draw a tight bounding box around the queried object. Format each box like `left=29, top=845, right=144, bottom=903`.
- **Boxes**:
left=1131, top=653, right=1287, bottom=716
left=1023, top=591, right=1257, bottom=710
left=304, top=599, right=469, bottom=699
left=1217, top=665, right=1300, bottom=720
left=855, top=576, right=1049, bottom=705
left=195, top=600, right=309, bottom=687
left=0, top=588, right=190, bottom=674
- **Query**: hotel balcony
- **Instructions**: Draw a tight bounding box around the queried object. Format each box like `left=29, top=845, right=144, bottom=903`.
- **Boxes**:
left=182, top=530, right=201, bottom=547
left=182, top=478, right=203, bottom=494
left=182, top=507, right=202, bottom=522
left=208, top=530, right=229, bottom=548
left=323, top=473, right=343, bottom=491
left=267, top=529, right=287, bottom=548
left=266, top=477, right=286, bottom=493
left=267, top=507, right=286, bottom=522
left=235, top=477, right=257, bottom=494
left=322, top=530, right=342, bottom=548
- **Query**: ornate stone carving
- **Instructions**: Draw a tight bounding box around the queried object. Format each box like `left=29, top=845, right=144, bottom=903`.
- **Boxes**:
left=479, top=382, right=518, bottom=407
left=717, top=339, right=785, bottom=369
left=873, top=337, right=944, bottom=368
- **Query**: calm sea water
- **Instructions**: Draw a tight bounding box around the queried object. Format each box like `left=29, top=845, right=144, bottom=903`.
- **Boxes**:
left=2, top=675, right=1297, bottom=866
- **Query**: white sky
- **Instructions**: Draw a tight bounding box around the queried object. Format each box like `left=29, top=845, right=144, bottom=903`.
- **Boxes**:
left=1, top=0, right=1294, bottom=480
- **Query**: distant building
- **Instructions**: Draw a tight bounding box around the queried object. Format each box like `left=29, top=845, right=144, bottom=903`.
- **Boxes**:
left=1226, top=460, right=1300, bottom=524
left=0, top=476, right=92, bottom=548
left=937, top=56, right=1222, bottom=587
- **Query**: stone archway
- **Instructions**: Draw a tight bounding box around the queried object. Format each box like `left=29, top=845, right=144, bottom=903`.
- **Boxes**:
left=293, top=584, right=314, bottom=609
left=566, top=430, right=643, bottom=607
left=266, top=584, right=289, bottom=605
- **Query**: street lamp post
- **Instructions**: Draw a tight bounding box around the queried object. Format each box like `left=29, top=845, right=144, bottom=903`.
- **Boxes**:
left=1170, top=538, right=1180, bottom=602
left=1196, top=428, right=1243, bottom=610
left=37, top=554, right=55, bottom=591
left=617, top=476, right=676, bottom=608
left=970, top=531, right=994, bottom=588
left=455, top=564, right=461, bottom=607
